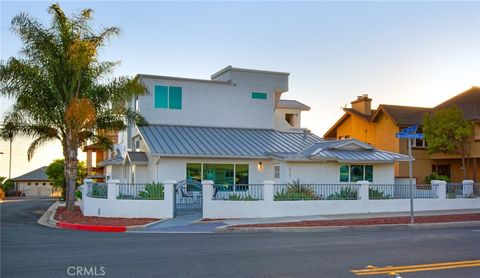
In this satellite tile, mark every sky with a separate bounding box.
[0,0,479,178]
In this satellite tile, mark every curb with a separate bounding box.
[56,221,127,232]
[125,218,171,231]
[216,220,480,233]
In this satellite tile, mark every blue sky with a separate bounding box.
[1,1,479,177]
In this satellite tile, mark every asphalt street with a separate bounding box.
[1,199,480,278]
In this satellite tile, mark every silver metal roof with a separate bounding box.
[125,151,148,164]
[98,156,123,167]
[138,125,323,158]
[270,139,409,163]
[12,166,49,181]
[277,99,311,110]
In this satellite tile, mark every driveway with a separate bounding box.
[2,199,480,277]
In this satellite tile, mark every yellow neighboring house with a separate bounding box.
[324,87,480,183]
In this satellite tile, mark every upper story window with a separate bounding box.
[251,92,267,100]
[414,138,427,148]
[134,96,139,111]
[154,85,182,109]
[285,113,294,126]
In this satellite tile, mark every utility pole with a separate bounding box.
[408,138,414,224]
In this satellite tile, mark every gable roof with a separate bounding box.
[137,125,323,158]
[277,99,311,111]
[269,139,409,163]
[435,86,480,121]
[12,166,49,181]
[372,105,432,126]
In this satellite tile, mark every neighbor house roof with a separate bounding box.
[434,86,480,121]
[12,166,49,181]
[137,125,323,158]
[269,139,409,163]
[372,105,432,126]
[277,99,311,111]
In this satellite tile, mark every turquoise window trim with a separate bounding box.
[154,85,168,108]
[252,92,267,100]
[154,85,182,110]
[169,86,182,109]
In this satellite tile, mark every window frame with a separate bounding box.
[154,85,182,109]
[339,164,373,182]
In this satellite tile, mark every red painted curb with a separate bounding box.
[56,221,127,232]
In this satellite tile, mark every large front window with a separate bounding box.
[339,164,373,182]
[186,163,249,185]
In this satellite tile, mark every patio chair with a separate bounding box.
[179,186,195,204]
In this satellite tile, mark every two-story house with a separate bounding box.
[98,66,408,186]
[324,87,480,183]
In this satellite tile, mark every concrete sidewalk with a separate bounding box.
[220,209,480,226]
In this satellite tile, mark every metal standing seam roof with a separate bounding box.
[137,125,323,158]
[125,151,149,164]
[270,139,410,163]
[277,99,311,110]
[11,166,49,181]
[97,156,123,167]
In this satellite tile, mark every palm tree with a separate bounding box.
[0,4,146,211]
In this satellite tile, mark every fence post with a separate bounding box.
[462,180,474,197]
[82,179,92,198]
[432,180,447,200]
[357,181,370,200]
[264,180,274,202]
[163,180,176,218]
[107,179,119,200]
[202,180,214,218]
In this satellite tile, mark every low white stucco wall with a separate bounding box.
[202,180,480,219]
[80,180,174,219]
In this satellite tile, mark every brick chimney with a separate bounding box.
[351,94,372,115]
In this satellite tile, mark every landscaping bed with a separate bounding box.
[54,206,159,226]
[230,213,480,228]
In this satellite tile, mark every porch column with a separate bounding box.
[163,180,176,218]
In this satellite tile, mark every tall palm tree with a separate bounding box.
[0,4,146,211]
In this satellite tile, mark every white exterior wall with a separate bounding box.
[16,181,58,197]
[137,76,278,129]
[274,107,302,131]
[284,162,395,184]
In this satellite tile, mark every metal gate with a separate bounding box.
[174,180,202,217]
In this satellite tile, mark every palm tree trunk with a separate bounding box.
[65,134,79,212]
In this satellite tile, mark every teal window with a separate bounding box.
[339,165,373,182]
[154,85,182,109]
[364,165,373,182]
[350,165,364,182]
[252,92,267,100]
[154,85,168,108]
[340,164,349,182]
[186,163,202,182]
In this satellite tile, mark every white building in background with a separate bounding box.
[98,66,408,186]
[12,166,60,197]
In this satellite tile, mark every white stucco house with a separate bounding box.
[98,66,408,186]
[12,166,60,197]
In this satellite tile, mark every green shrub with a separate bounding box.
[326,187,358,200]
[368,188,391,199]
[228,193,257,201]
[138,182,164,200]
[424,172,450,183]
[75,190,82,200]
[274,180,317,200]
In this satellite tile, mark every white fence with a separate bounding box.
[79,179,480,219]
[79,179,175,218]
[202,180,480,219]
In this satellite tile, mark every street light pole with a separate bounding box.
[408,138,414,224]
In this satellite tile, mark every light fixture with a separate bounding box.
[257,162,264,171]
